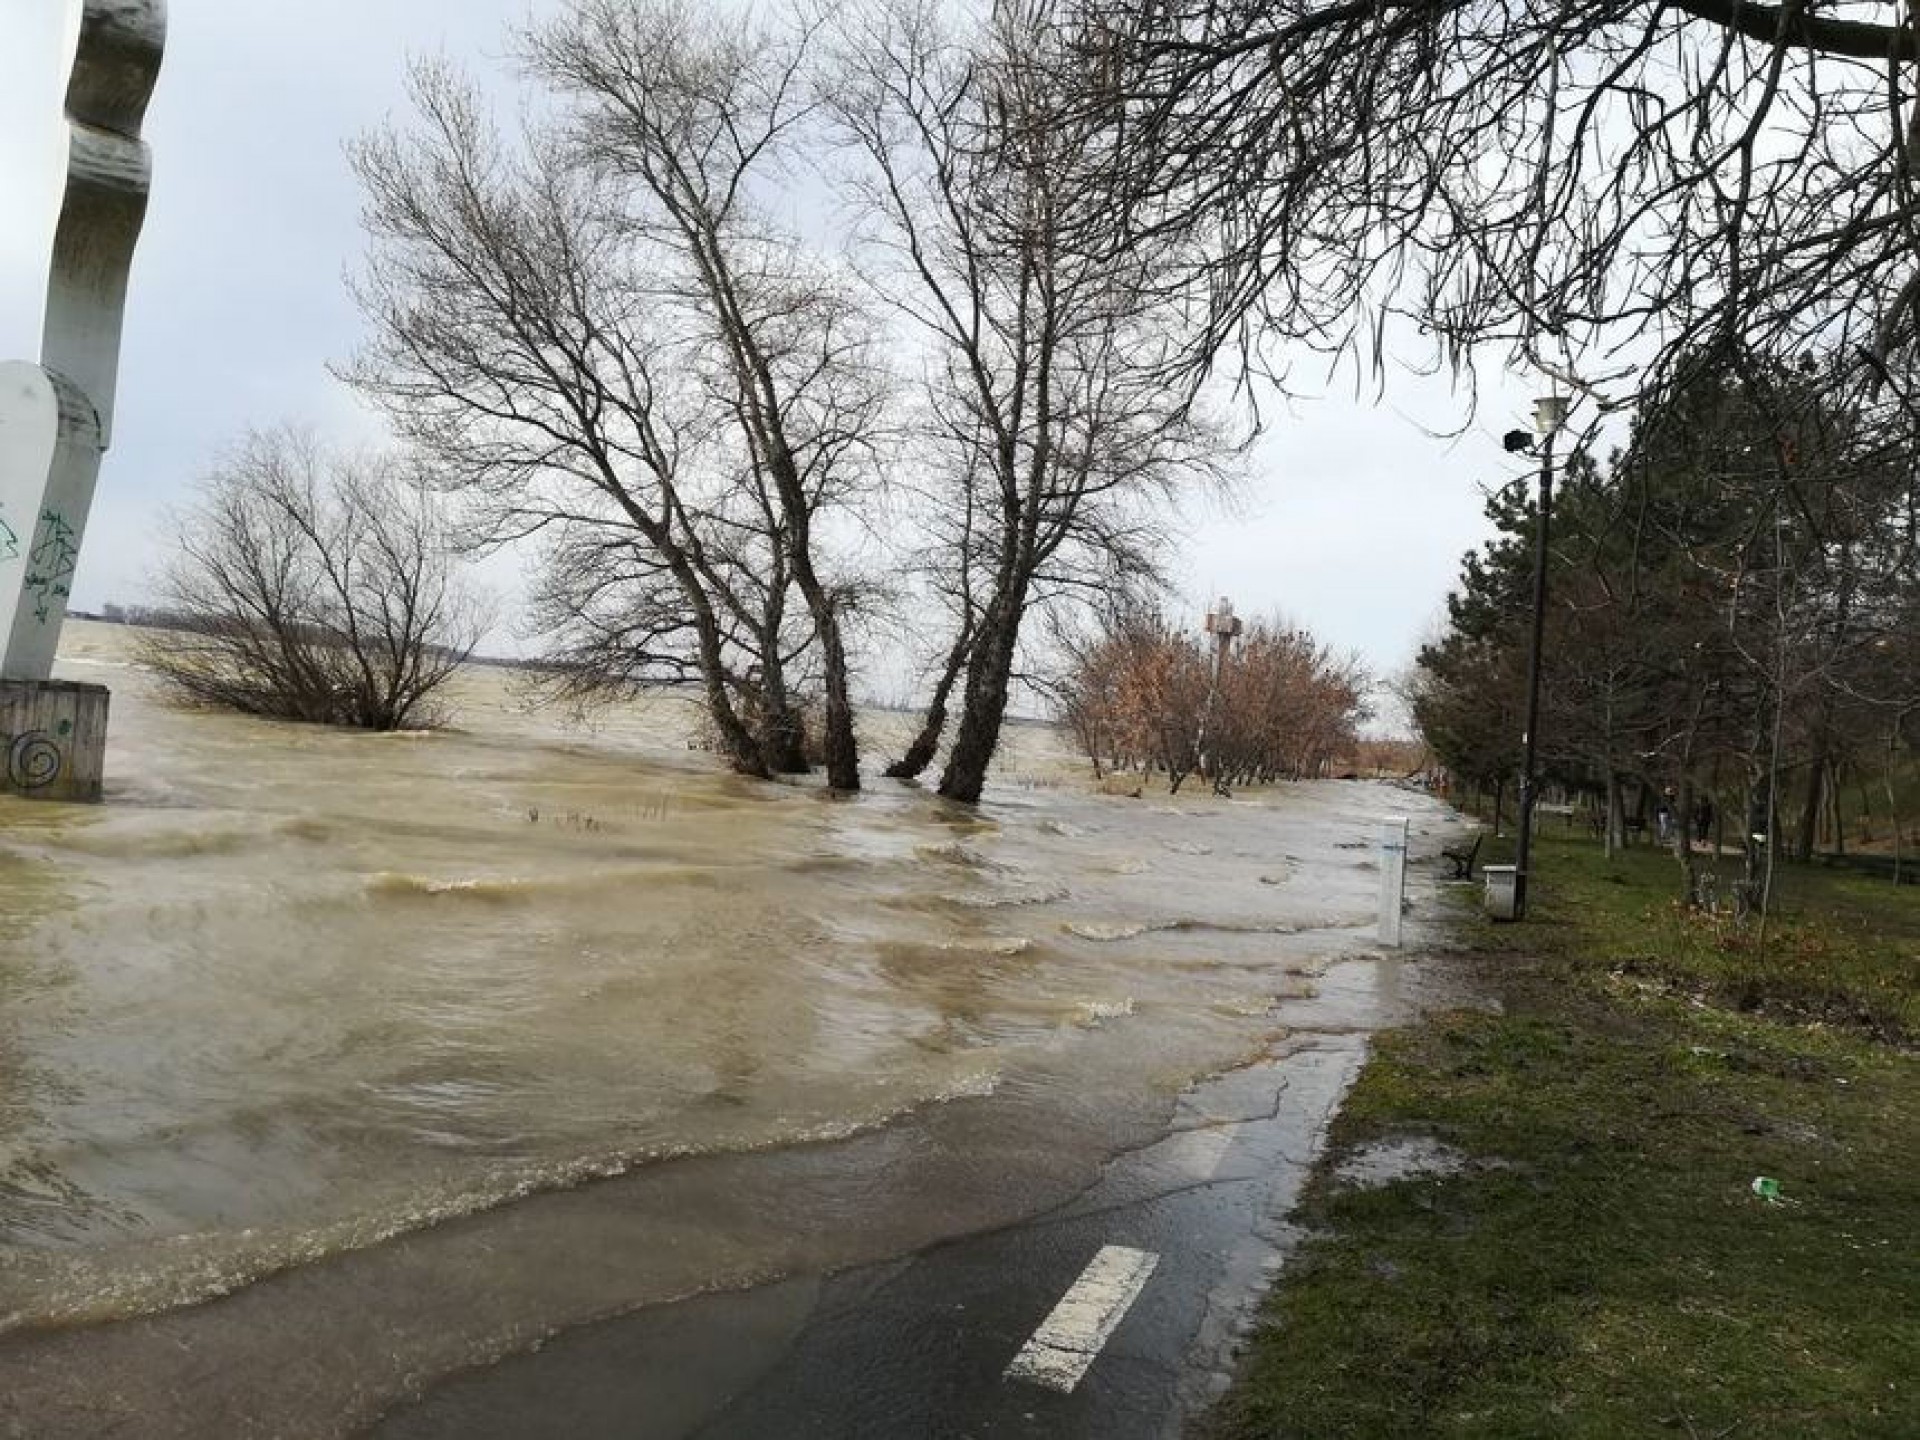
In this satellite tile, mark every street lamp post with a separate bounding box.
[1198,597,1243,783]
[1512,395,1568,919]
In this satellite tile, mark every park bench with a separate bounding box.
[1587,813,1653,843]
[1440,832,1482,880]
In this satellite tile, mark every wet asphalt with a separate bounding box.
[366,1039,1367,1440]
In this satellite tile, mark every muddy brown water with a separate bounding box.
[1,622,1466,1433]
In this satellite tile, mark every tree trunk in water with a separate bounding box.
[937,608,1019,804]
[886,696,950,783]
[757,707,809,776]
[812,603,861,792]
[779,529,859,789]
[753,659,811,777]
[709,679,770,779]
[718,330,858,788]
[885,627,971,781]
[679,577,767,780]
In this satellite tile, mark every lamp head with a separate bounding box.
[1533,395,1570,436]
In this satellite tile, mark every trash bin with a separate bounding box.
[1483,864,1518,921]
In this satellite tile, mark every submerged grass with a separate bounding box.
[1208,830,1920,1439]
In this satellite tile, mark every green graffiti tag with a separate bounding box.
[23,509,79,625]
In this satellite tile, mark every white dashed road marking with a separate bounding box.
[1003,1244,1160,1394]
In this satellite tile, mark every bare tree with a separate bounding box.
[525,0,883,791]
[347,6,882,787]
[829,0,1229,803]
[139,429,483,730]
[1073,2,1920,420]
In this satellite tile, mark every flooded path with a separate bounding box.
[1,623,1471,1435]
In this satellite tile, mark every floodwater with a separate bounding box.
[1,621,1462,1433]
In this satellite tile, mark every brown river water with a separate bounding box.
[1,622,1463,1429]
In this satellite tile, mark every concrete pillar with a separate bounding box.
[0,679,108,802]
[0,363,104,681]
[0,4,164,802]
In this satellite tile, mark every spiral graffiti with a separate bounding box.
[5,731,64,791]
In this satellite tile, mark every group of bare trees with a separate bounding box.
[826,1,1226,799]
[143,1,1233,787]
[343,4,879,780]
[298,0,1217,795]
[1058,606,1368,793]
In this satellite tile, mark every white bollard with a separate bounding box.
[1378,816,1409,946]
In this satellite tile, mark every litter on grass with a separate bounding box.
[1751,1175,1787,1205]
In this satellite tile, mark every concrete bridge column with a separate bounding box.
[0,2,165,802]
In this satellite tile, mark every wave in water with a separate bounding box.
[1070,997,1136,1026]
[362,863,732,904]
[1062,917,1329,942]
[912,841,1014,872]
[44,815,330,861]
[0,1062,1006,1337]
[943,935,1035,957]
[940,883,1072,911]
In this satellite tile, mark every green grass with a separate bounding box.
[1484,830,1920,1041]
[1208,831,1920,1439]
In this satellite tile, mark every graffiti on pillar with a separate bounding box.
[0,2,164,685]
[23,510,80,624]
[5,729,66,790]
[0,506,18,564]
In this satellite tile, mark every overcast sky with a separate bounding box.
[1,0,1550,709]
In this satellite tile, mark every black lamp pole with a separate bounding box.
[1512,424,1555,919]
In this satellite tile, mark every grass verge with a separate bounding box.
[1207,829,1919,1438]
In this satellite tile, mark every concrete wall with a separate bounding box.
[0,679,109,802]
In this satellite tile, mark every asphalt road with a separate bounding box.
[368,1038,1367,1440]
[0,948,1472,1440]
